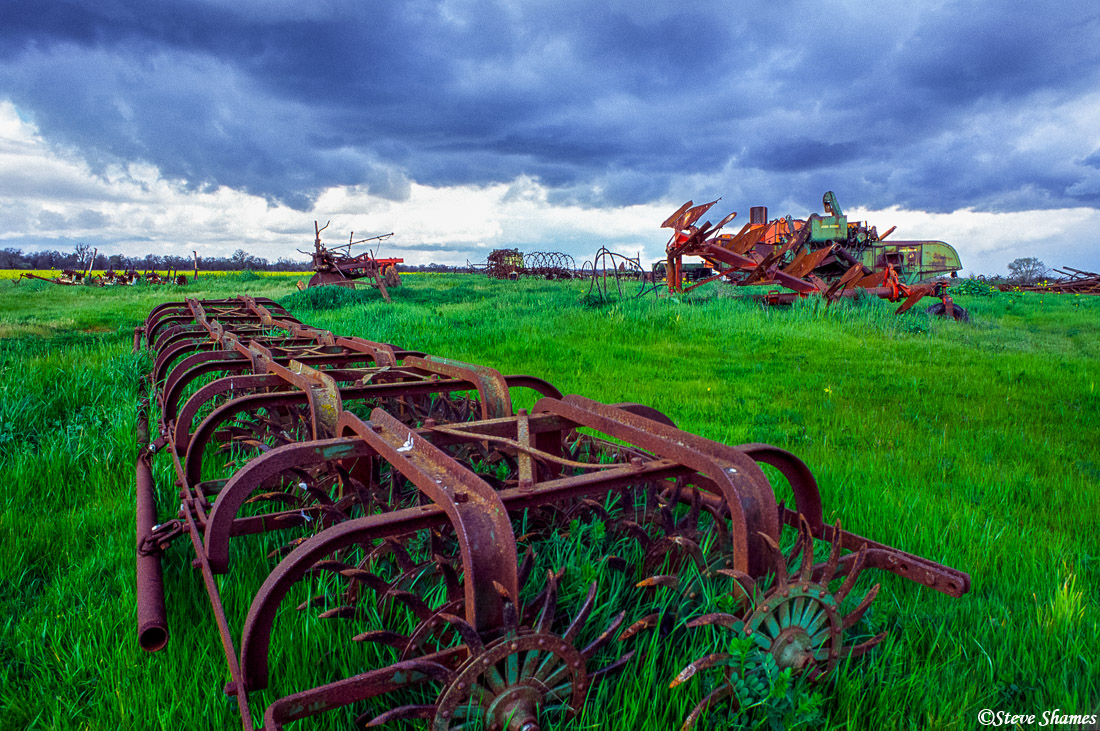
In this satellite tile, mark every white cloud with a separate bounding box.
[0,100,674,265]
[847,204,1100,275]
[0,99,1096,275]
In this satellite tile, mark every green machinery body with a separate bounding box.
[811,191,962,281]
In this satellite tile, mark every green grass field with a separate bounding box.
[1,272,1097,730]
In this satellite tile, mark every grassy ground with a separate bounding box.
[0,272,1097,730]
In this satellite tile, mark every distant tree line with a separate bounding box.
[0,246,309,272]
[0,245,480,274]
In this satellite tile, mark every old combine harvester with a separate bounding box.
[663,192,968,320]
[134,297,969,730]
[305,221,403,301]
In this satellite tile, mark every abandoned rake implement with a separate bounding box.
[134,297,970,730]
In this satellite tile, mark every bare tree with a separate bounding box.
[1007,257,1048,284]
[74,243,91,269]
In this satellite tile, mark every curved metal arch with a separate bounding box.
[531,394,780,577]
[203,437,377,573]
[734,443,823,532]
[184,391,312,488]
[161,350,249,407]
[154,339,222,385]
[171,373,292,453]
[237,409,518,692]
[182,374,564,492]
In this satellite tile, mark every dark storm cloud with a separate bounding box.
[1,0,1098,213]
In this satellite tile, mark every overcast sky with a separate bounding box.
[2,1,1099,274]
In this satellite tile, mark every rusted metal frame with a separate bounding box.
[149,300,293,348]
[237,295,337,346]
[153,339,224,385]
[263,653,463,731]
[237,454,690,693]
[778,507,970,597]
[335,336,399,367]
[160,348,391,423]
[238,343,344,440]
[160,345,413,422]
[147,296,287,329]
[201,406,666,576]
[530,395,779,576]
[154,336,347,387]
[167,374,299,443]
[149,322,211,353]
[238,407,523,692]
[186,298,317,352]
[237,504,467,692]
[184,372,560,475]
[156,349,246,402]
[181,376,563,490]
[153,322,277,356]
[401,355,513,420]
[202,411,573,570]
[203,437,378,572]
[179,499,257,730]
[168,368,412,449]
[148,309,286,349]
[339,410,519,631]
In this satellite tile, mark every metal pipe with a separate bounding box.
[136,450,169,652]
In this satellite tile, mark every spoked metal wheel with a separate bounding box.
[672,516,887,729]
[433,632,586,730]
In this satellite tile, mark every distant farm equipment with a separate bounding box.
[304,221,403,302]
[581,247,661,302]
[133,296,970,731]
[472,248,579,280]
[16,250,197,287]
[663,192,968,320]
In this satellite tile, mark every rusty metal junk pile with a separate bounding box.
[998,267,1100,295]
[135,296,970,730]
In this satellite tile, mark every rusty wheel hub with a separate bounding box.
[433,632,586,731]
[743,583,841,673]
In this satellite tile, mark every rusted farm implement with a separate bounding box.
[473,249,579,280]
[18,250,199,287]
[663,193,969,320]
[304,221,403,301]
[581,247,660,302]
[135,296,970,730]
